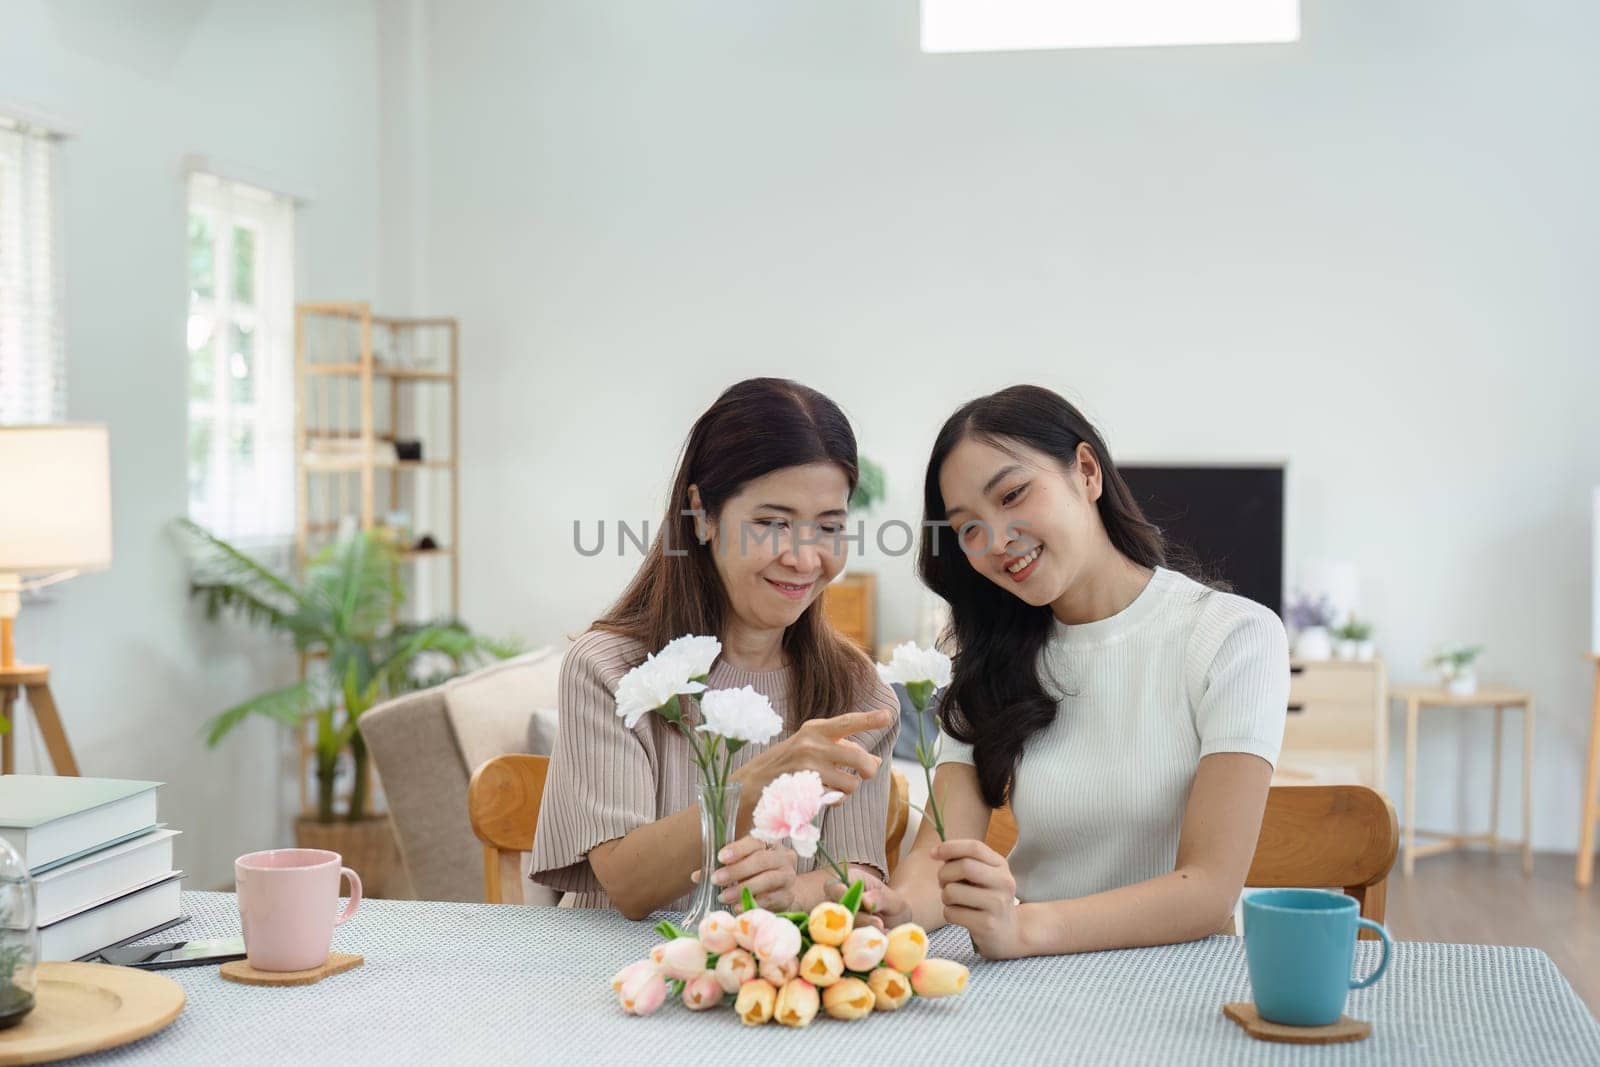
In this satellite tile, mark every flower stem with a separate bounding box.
[911,694,947,840]
[814,841,852,887]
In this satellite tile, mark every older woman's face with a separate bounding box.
[704,463,851,633]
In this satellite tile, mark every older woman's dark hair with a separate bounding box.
[595,377,875,722]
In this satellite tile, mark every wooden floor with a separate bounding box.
[1385,850,1599,1016]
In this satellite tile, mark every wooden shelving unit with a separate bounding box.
[293,300,460,820]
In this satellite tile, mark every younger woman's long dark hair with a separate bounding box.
[917,385,1176,809]
[595,377,876,724]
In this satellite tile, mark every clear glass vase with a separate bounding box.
[0,837,37,1029]
[683,780,742,929]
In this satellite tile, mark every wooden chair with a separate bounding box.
[469,758,918,902]
[885,771,910,875]
[468,754,549,904]
[983,784,1398,935]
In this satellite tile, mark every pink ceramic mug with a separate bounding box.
[235,848,361,972]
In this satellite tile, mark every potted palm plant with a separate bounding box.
[177,520,513,890]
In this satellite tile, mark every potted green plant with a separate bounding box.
[1334,617,1376,661]
[176,520,513,889]
[1429,644,1483,696]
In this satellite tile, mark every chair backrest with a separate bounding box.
[983,784,1398,929]
[885,771,909,875]
[468,753,549,904]
[470,759,917,902]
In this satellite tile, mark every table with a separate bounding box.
[72,892,1600,1065]
[1390,684,1534,877]
[1576,654,1600,887]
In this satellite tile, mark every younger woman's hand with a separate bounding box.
[935,838,1029,959]
[691,836,797,912]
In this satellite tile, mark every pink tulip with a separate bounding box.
[682,972,723,1011]
[714,948,757,994]
[659,936,709,980]
[697,911,739,954]
[753,917,801,964]
[734,908,775,951]
[841,926,888,971]
[619,967,668,1016]
[611,959,655,994]
[759,955,799,986]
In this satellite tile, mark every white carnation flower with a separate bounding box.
[614,652,707,729]
[659,634,721,679]
[875,641,952,689]
[696,685,783,745]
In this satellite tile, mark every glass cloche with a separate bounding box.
[0,835,36,1028]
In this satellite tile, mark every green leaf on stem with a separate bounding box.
[741,886,757,913]
[839,879,865,915]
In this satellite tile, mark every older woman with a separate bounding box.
[529,378,898,919]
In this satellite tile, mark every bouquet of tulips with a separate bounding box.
[610,769,970,1024]
[612,886,968,1024]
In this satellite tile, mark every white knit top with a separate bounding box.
[936,567,1289,904]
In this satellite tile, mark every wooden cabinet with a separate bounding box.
[823,573,876,653]
[1276,659,1388,790]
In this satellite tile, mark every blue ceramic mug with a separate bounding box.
[1242,888,1393,1027]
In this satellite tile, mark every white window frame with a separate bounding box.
[0,114,66,424]
[186,172,295,545]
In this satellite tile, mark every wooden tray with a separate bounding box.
[0,962,185,1065]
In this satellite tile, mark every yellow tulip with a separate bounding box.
[774,978,820,1028]
[799,943,845,988]
[910,958,969,998]
[884,923,929,972]
[867,966,913,1011]
[807,901,853,947]
[735,978,777,1026]
[821,976,876,1020]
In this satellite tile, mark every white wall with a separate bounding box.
[399,0,1600,851]
[0,0,382,889]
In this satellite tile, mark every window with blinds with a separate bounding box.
[0,117,65,424]
[186,172,296,543]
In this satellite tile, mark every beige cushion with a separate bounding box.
[443,644,568,773]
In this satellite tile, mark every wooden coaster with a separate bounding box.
[1223,1002,1371,1045]
[220,953,364,987]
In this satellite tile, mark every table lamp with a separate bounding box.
[0,424,112,775]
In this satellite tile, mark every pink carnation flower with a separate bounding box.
[750,771,844,859]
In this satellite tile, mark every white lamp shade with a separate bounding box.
[0,424,113,575]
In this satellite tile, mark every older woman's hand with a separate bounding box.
[732,708,895,800]
[691,835,798,912]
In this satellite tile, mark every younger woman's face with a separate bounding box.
[938,436,1103,609]
[699,463,851,634]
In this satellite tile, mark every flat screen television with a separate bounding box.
[1117,464,1284,618]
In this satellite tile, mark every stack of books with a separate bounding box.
[0,776,183,961]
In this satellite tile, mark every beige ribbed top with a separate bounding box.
[528,628,899,910]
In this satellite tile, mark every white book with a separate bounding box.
[0,776,161,874]
[39,873,185,962]
[32,828,180,926]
